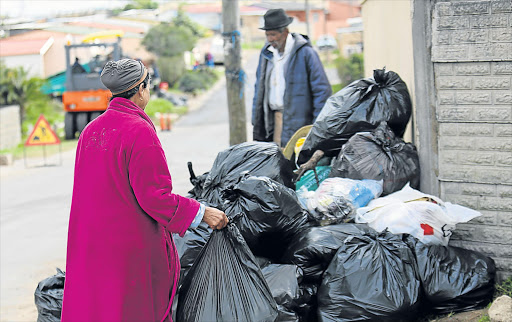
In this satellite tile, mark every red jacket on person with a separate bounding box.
[61,97,199,321]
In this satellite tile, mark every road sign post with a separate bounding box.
[24,114,62,167]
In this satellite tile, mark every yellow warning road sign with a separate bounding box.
[25,114,61,146]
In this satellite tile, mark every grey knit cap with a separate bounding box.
[100,59,148,95]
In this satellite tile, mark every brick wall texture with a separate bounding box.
[0,105,21,150]
[432,0,512,281]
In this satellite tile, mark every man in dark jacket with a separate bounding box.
[252,8,332,148]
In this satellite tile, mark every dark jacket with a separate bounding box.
[252,33,332,147]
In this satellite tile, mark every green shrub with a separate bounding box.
[23,97,63,139]
[177,69,220,93]
[145,98,175,117]
[157,55,186,87]
[335,53,364,88]
[478,315,490,322]
[178,72,206,93]
[496,277,512,298]
[331,83,343,94]
[199,68,219,85]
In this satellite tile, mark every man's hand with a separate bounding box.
[202,207,229,230]
[294,149,325,182]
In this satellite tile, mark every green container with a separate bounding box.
[295,166,331,192]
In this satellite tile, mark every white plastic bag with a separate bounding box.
[297,178,383,225]
[355,184,482,245]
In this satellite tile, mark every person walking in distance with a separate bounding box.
[252,8,332,148]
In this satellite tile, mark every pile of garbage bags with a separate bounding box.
[179,143,494,321]
[34,69,496,321]
[178,69,495,321]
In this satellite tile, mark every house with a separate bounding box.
[362,0,512,281]
[249,0,362,54]
[249,1,325,41]
[0,34,52,77]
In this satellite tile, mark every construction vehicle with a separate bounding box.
[62,31,123,139]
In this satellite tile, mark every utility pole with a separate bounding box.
[222,0,247,146]
[305,0,311,37]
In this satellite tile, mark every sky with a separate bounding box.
[0,0,131,19]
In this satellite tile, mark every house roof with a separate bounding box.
[250,1,323,11]
[0,37,49,56]
[184,3,222,14]
[182,4,263,14]
[67,21,147,35]
[0,18,148,57]
[43,24,143,39]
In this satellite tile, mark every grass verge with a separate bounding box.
[1,139,78,161]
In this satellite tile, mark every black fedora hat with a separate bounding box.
[260,8,293,30]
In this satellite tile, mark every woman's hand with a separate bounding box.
[202,207,229,230]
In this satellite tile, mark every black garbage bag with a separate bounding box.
[296,284,319,322]
[261,263,303,321]
[330,122,420,195]
[173,221,212,283]
[256,256,273,269]
[222,175,310,262]
[408,238,496,315]
[186,161,209,200]
[282,223,374,283]
[317,230,421,321]
[176,222,278,322]
[34,268,65,322]
[199,142,294,208]
[298,68,412,164]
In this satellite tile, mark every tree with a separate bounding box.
[124,0,158,10]
[111,0,157,15]
[4,66,46,124]
[173,6,206,38]
[0,62,61,137]
[336,53,364,88]
[142,8,203,86]
[142,23,196,57]
[0,60,10,105]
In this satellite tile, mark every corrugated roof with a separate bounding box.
[0,38,49,56]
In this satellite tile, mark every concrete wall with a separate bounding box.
[42,37,67,78]
[0,105,22,150]
[364,0,512,281]
[361,0,415,142]
[288,9,326,40]
[429,0,512,282]
[2,54,42,78]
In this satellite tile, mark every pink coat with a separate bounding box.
[61,98,199,322]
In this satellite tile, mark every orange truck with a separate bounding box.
[63,31,123,139]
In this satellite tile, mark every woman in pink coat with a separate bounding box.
[61,59,228,321]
